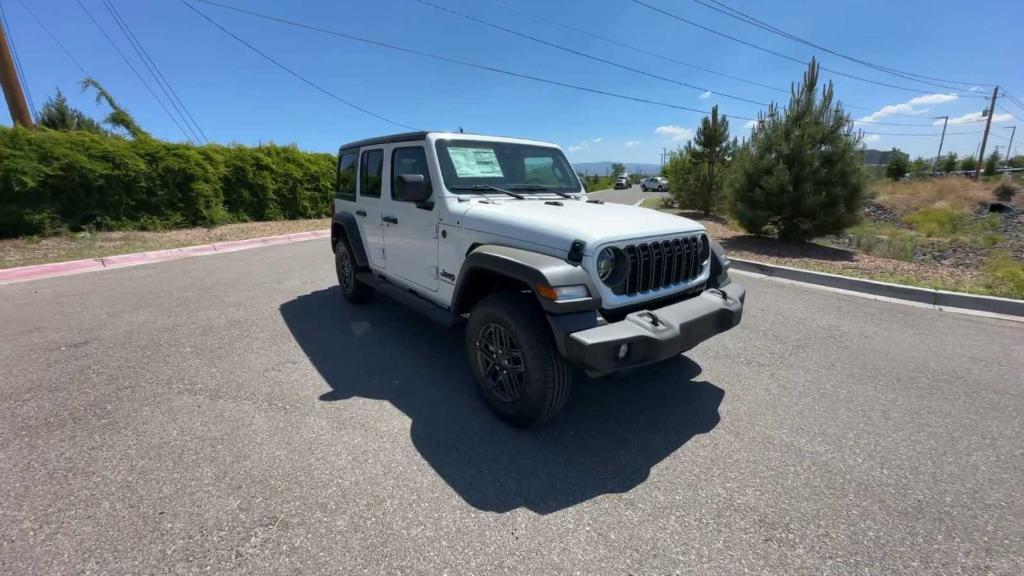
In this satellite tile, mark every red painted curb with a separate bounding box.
[0,229,330,285]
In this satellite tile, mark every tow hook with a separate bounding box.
[707,288,731,302]
[640,311,662,327]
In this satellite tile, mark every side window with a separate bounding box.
[359,149,383,198]
[336,152,357,201]
[391,147,431,201]
[524,156,562,185]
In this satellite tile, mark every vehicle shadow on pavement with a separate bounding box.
[280,287,723,515]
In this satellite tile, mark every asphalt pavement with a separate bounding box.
[1,239,1022,575]
[589,184,667,205]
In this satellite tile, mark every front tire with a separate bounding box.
[465,292,571,427]
[335,239,372,304]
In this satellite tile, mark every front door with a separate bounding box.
[357,148,387,269]
[381,145,439,291]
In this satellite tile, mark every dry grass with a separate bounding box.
[871,177,992,215]
[670,209,1003,297]
[1,219,330,269]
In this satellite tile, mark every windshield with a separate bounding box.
[435,140,582,193]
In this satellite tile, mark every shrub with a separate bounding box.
[905,208,964,237]
[729,59,866,241]
[982,253,1024,299]
[993,178,1019,202]
[0,126,334,238]
[847,224,917,261]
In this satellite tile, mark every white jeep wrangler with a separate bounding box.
[331,132,745,427]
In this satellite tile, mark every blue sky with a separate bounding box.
[3,0,1022,163]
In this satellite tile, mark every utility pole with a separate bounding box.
[1005,126,1016,164]
[933,116,948,172]
[975,85,998,180]
[0,12,32,127]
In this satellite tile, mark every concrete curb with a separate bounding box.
[0,229,330,285]
[729,257,1024,317]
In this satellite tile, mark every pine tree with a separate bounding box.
[669,105,733,216]
[37,90,107,134]
[729,59,866,241]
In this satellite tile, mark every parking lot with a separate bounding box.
[1,239,1022,575]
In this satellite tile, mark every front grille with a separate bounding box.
[620,235,704,296]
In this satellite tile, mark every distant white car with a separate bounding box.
[641,177,669,192]
[613,176,630,189]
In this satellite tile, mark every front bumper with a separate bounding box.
[561,283,745,374]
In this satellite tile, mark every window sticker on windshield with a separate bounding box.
[448,147,504,178]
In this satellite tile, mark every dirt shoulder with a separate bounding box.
[1,219,330,270]
[667,210,1006,295]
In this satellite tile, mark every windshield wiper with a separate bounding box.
[449,184,524,199]
[509,185,577,199]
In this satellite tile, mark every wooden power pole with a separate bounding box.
[0,13,32,127]
[975,85,998,180]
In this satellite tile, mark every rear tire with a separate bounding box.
[335,238,372,304]
[465,292,572,427]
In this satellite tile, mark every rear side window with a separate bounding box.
[336,152,357,201]
[360,149,383,198]
[391,147,431,200]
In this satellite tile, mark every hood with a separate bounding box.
[460,199,704,255]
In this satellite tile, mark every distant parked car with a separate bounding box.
[613,176,629,189]
[641,177,669,192]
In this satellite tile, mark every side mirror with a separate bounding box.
[395,174,430,203]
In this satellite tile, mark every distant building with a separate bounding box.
[860,148,895,166]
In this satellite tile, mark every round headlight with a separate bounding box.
[596,247,616,281]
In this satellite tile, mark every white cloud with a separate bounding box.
[743,119,758,129]
[863,134,881,143]
[969,86,984,92]
[567,137,603,153]
[858,93,958,122]
[625,140,641,147]
[654,125,694,142]
[699,91,712,100]
[940,111,1014,125]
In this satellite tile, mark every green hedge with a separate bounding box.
[0,126,336,237]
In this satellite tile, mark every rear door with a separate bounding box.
[381,144,439,291]
[357,147,387,269]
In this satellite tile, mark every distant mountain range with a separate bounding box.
[571,161,662,176]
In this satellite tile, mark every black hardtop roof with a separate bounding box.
[338,131,430,152]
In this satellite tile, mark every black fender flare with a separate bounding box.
[331,212,369,269]
[452,245,601,315]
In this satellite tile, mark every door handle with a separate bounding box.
[382,215,398,224]
[355,209,367,217]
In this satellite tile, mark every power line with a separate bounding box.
[77,0,193,141]
[179,0,419,131]
[481,0,957,124]
[15,0,88,75]
[628,0,981,98]
[103,0,207,143]
[190,0,747,120]
[862,130,983,137]
[486,0,786,95]
[412,0,770,107]
[690,0,991,91]
[0,1,36,118]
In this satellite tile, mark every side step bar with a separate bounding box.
[356,272,461,328]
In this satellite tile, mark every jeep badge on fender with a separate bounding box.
[329,131,745,427]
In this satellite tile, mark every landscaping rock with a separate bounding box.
[862,199,901,225]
